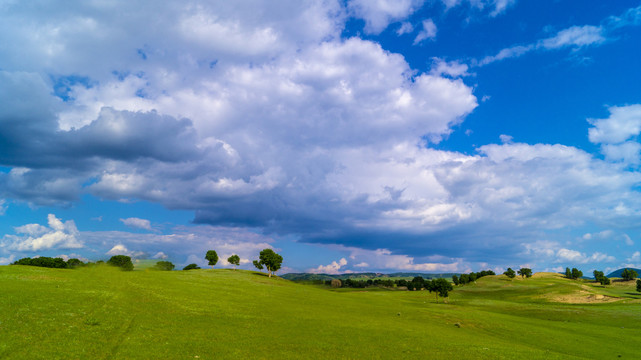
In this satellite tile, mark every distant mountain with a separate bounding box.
[606,268,641,278]
[281,272,458,281]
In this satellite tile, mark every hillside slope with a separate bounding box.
[1,266,640,359]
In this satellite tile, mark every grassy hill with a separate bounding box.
[1,266,640,359]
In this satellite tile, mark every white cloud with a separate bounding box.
[152,251,168,259]
[0,200,6,216]
[309,258,348,274]
[106,244,145,258]
[413,19,437,44]
[396,21,414,35]
[1,214,83,252]
[588,105,641,144]
[627,251,640,262]
[623,234,634,246]
[348,0,425,34]
[120,217,152,231]
[539,25,606,49]
[429,58,469,77]
[556,248,615,264]
[0,255,15,265]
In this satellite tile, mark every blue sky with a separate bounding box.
[1,0,641,275]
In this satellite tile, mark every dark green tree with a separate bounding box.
[451,275,459,285]
[252,260,264,271]
[593,270,610,285]
[66,258,84,268]
[621,268,638,281]
[227,254,240,270]
[636,279,641,292]
[570,268,583,280]
[427,278,453,303]
[259,249,283,277]
[517,268,532,278]
[107,255,134,271]
[205,250,218,269]
[565,267,572,279]
[503,268,516,279]
[183,263,201,270]
[153,261,175,271]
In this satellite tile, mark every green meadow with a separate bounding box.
[1,266,640,359]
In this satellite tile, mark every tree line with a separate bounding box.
[10,248,284,276]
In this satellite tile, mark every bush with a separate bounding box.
[107,255,134,271]
[12,257,68,269]
[183,263,201,270]
[153,261,175,271]
[330,279,342,288]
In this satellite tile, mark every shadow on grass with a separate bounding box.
[251,272,271,278]
[624,292,641,296]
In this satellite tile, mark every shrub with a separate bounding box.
[183,263,201,270]
[107,255,134,271]
[153,261,175,271]
[330,279,342,288]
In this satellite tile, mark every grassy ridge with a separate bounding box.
[1,266,640,359]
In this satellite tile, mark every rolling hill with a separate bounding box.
[1,265,640,359]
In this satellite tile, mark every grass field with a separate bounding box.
[1,266,640,359]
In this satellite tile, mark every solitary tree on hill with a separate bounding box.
[517,268,532,278]
[621,268,638,281]
[205,250,218,269]
[258,249,283,277]
[227,254,240,270]
[504,268,516,279]
[107,255,134,271]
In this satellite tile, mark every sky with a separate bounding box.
[1,0,641,275]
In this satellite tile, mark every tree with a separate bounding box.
[504,268,516,279]
[258,249,283,277]
[66,258,84,269]
[227,254,240,270]
[621,268,638,281]
[517,268,532,278]
[427,278,453,303]
[205,250,218,269]
[330,279,342,288]
[451,275,459,286]
[593,270,610,285]
[107,255,134,271]
[253,260,263,271]
[565,267,572,279]
[153,261,175,271]
[570,268,583,280]
[183,263,201,270]
[636,279,641,292]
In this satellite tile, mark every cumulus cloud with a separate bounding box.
[556,249,616,264]
[348,0,425,34]
[309,258,348,274]
[106,244,146,258]
[152,251,168,259]
[120,217,152,231]
[1,214,83,252]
